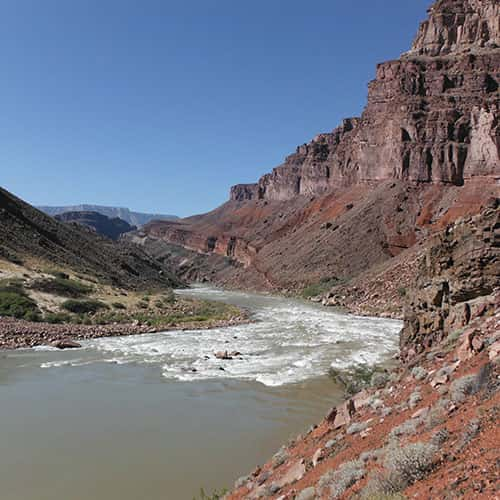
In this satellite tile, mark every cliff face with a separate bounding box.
[142,0,499,294]
[230,0,499,203]
[401,201,499,361]
[408,0,499,57]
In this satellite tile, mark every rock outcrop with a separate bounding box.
[141,0,499,297]
[230,0,499,202]
[401,201,499,361]
[55,211,136,240]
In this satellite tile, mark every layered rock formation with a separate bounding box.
[39,204,178,227]
[401,201,499,361]
[141,0,499,295]
[231,0,499,203]
[55,211,136,240]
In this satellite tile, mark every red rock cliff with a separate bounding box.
[230,0,499,202]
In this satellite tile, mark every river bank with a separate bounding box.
[0,312,249,350]
[0,287,403,500]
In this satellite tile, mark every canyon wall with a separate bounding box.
[230,0,499,202]
[142,0,499,291]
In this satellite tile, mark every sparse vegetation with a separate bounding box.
[112,302,126,309]
[31,276,93,298]
[329,364,376,396]
[371,371,390,388]
[302,277,345,298]
[319,459,365,498]
[44,312,72,324]
[195,487,228,500]
[0,285,40,320]
[61,299,108,314]
[362,442,437,497]
[450,374,479,404]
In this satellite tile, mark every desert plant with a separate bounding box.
[319,459,365,498]
[384,441,437,487]
[0,289,40,320]
[61,299,108,314]
[371,371,390,388]
[112,302,126,310]
[44,312,72,324]
[450,374,479,404]
[31,277,93,298]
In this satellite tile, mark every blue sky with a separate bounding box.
[1,0,431,217]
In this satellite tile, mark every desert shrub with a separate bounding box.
[450,374,479,404]
[0,290,40,319]
[48,270,70,280]
[61,299,108,314]
[112,302,126,310]
[319,459,365,498]
[456,419,480,451]
[44,312,72,324]
[397,287,407,297]
[196,487,227,500]
[424,406,446,431]
[271,448,289,469]
[163,289,175,303]
[302,277,344,298]
[0,247,23,265]
[430,428,449,447]
[31,277,93,298]
[383,441,437,487]
[411,366,428,381]
[389,418,420,440]
[347,421,370,435]
[371,371,390,388]
[329,364,375,395]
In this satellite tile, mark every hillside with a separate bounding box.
[228,200,500,500]
[0,186,180,290]
[39,204,178,226]
[55,210,136,240]
[138,0,499,311]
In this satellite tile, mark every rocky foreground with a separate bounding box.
[226,205,499,499]
[229,305,499,499]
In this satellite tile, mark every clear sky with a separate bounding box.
[1,0,431,217]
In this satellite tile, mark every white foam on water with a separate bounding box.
[40,287,402,386]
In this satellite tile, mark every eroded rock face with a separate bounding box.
[401,202,500,362]
[229,0,499,203]
[408,0,500,57]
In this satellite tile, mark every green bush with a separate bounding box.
[61,299,108,314]
[112,302,126,310]
[0,290,40,319]
[31,277,93,298]
[302,277,346,299]
[44,312,72,324]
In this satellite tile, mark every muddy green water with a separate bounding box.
[0,287,401,500]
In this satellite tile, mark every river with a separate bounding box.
[0,286,402,500]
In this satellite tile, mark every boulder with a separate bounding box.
[51,339,82,349]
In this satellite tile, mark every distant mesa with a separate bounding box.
[38,204,178,227]
[55,211,136,240]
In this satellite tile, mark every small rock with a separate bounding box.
[312,448,324,467]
